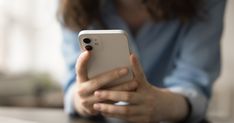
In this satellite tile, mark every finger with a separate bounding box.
[93,103,137,116]
[80,68,129,95]
[130,54,145,80]
[94,91,140,104]
[74,95,99,116]
[76,96,103,116]
[86,95,106,106]
[76,51,90,82]
[108,80,138,91]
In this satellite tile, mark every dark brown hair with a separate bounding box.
[59,0,203,31]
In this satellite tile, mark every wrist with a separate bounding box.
[163,89,189,122]
[151,87,189,122]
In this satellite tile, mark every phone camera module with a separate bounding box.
[83,38,91,44]
[85,45,93,51]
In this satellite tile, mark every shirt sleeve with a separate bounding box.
[163,0,226,122]
[61,28,80,115]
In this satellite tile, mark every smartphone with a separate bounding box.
[78,30,133,87]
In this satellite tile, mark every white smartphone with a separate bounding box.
[78,30,133,87]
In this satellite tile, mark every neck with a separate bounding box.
[115,0,151,35]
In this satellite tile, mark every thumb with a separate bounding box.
[130,54,146,81]
[75,51,91,82]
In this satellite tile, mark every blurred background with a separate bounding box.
[0,0,233,123]
[0,0,65,108]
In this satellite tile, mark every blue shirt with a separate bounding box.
[62,0,226,122]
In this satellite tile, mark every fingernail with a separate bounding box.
[119,68,128,75]
[94,91,101,97]
[93,104,100,110]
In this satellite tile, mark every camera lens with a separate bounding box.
[83,38,91,44]
[85,45,93,51]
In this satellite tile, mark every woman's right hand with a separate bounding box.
[74,51,138,117]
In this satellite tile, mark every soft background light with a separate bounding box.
[0,0,66,83]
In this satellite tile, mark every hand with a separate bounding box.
[74,51,138,117]
[93,54,189,123]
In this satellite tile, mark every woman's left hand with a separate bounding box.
[93,54,189,123]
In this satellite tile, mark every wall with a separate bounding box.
[0,0,66,84]
[208,0,234,121]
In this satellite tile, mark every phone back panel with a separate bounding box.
[78,30,133,87]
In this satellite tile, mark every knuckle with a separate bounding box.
[129,81,135,88]
[130,81,138,90]
[80,99,89,107]
[132,80,138,87]
[92,78,100,89]
[125,93,133,101]
[77,89,84,96]
[122,81,138,91]
[106,106,112,113]
[77,86,86,96]
[125,83,132,91]
[113,69,121,79]
[101,91,108,98]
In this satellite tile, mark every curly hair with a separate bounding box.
[59,0,203,31]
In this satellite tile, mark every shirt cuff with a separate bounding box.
[167,86,208,123]
[64,82,77,115]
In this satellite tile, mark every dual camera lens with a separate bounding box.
[83,38,93,51]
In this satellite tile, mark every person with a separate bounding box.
[58,0,226,122]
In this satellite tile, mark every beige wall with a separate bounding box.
[208,0,234,120]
